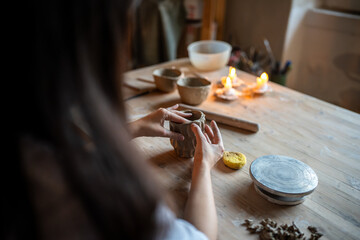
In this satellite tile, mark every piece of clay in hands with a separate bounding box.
[170,110,205,158]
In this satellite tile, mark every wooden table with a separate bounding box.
[122,58,360,240]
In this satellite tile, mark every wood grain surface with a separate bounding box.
[123,58,360,240]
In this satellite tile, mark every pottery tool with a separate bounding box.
[123,78,156,91]
[280,60,292,75]
[123,81,142,91]
[124,90,155,101]
[123,82,156,101]
[178,104,259,133]
[122,79,157,101]
[250,155,318,205]
[136,77,155,84]
[264,38,276,68]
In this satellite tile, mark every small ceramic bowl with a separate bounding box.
[187,40,231,71]
[153,68,183,92]
[177,77,211,105]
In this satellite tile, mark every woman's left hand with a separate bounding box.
[128,104,191,140]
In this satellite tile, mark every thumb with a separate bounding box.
[191,123,205,144]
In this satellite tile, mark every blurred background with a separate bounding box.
[127,0,360,113]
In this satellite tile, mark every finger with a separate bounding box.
[164,111,190,123]
[166,104,179,111]
[191,123,207,144]
[210,120,223,146]
[205,124,214,142]
[204,132,211,144]
[163,129,185,141]
[172,110,192,118]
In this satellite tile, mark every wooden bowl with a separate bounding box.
[152,68,182,92]
[177,77,211,105]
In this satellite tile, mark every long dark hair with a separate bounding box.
[7,0,163,239]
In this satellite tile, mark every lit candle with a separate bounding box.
[222,67,237,86]
[224,76,236,95]
[224,77,232,89]
[229,67,237,81]
[256,72,268,90]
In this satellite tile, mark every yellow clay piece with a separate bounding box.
[223,151,246,169]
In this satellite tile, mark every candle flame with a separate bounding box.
[222,67,237,86]
[224,77,232,89]
[229,67,237,80]
[260,72,268,81]
[257,72,268,86]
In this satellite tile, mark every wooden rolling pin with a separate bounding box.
[179,104,259,133]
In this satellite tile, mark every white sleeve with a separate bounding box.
[164,218,209,240]
[156,204,209,240]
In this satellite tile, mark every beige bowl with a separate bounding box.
[177,77,211,105]
[153,68,182,92]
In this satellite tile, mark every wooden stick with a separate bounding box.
[179,104,259,133]
[136,77,155,84]
[123,81,156,92]
[123,81,142,91]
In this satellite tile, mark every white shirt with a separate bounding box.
[156,204,208,240]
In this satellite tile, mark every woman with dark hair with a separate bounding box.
[6,0,224,239]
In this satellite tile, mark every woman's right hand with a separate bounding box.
[184,120,224,240]
[191,120,224,170]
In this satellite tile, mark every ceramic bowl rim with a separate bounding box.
[187,40,232,55]
[152,68,182,80]
[176,77,211,88]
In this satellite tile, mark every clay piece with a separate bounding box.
[170,110,205,158]
[242,218,323,240]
